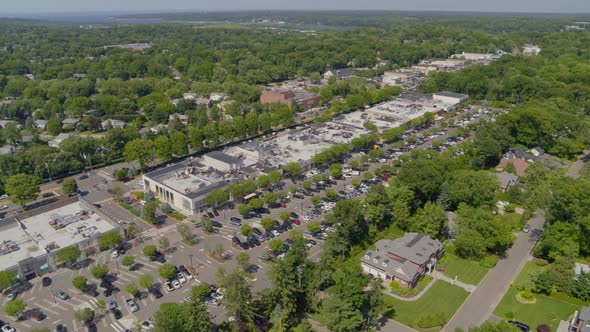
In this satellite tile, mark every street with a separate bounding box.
[442,215,545,331]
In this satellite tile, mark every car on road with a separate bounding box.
[54,290,69,300]
[177,273,187,284]
[126,299,139,312]
[522,224,530,233]
[164,282,174,292]
[41,277,51,287]
[172,279,181,289]
[107,299,118,311]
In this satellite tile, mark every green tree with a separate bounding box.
[125,282,140,297]
[283,162,302,180]
[330,163,343,178]
[143,245,157,257]
[74,307,94,323]
[261,217,275,231]
[249,198,263,210]
[61,179,78,196]
[320,295,364,332]
[47,118,62,136]
[325,188,338,201]
[351,178,361,188]
[223,271,256,327]
[363,171,374,181]
[98,230,122,249]
[448,170,498,209]
[263,192,278,206]
[154,135,172,161]
[238,204,251,217]
[139,274,154,290]
[143,200,159,223]
[153,301,212,332]
[410,202,448,239]
[240,224,254,237]
[307,222,322,234]
[455,229,487,260]
[236,252,251,271]
[191,283,211,301]
[5,173,41,207]
[311,195,322,206]
[121,255,135,269]
[159,264,177,279]
[91,264,109,280]
[269,239,284,254]
[158,236,170,253]
[279,211,291,222]
[302,180,312,190]
[123,138,155,171]
[0,271,17,291]
[72,276,87,292]
[4,299,27,318]
[204,189,228,208]
[176,223,193,242]
[170,131,188,156]
[56,246,81,266]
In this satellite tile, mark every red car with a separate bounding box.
[291,218,301,225]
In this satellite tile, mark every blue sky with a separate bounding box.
[0,0,588,14]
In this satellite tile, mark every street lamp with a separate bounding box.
[189,254,194,270]
[50,286,56,304]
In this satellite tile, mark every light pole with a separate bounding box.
[44,162,52,181]
[115,256,120,274]
[189,254,194,270]
[50,286,56,304]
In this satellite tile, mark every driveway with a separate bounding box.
[442,214,545,331]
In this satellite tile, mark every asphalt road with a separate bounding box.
[442,214,545,332]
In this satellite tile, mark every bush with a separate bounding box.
[535,259,549,266]
[551,291,589,306]
[479,255,498,268]
[537,324,550,332]
[113,169,128,181]
[520,289,534,300]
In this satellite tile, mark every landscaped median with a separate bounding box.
[382,280,470,331]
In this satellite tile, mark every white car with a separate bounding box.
[112,250,119,258]
[345,185,354,191]
[271,230,280,237]
[172,279,181,289]
[177,273,187,284]
[164,281,174,292]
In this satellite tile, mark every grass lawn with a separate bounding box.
[440,254,489,285]
[383,281,469,331]
[493,261,580,331]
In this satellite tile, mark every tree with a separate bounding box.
[238,204,251,217]
[236,252,251,271]
[329,164,343,178]
[61,179,78,196]
[154,135,172,161]
[111,186,123,201]
[0,271,17,291]
[249,198,264,210]
[192,283,211,301]
[311,195,322,206]
[158,237,170,253]
[143,245,157,257]
[532,270,554,295]
[204,189,228,208]
[320,295,364,332]
[4,173,41,207]
[279,211,291,222]
[74,307,94,323]
[72,276,87,292]
[223,271,256,326]
[4,299,26,318]
[153,301,212,332]
[214,243,224,258]
[121,255,135,269]
[263,192,278,206]
[125,282,139,297]
[366,278,392,330]
[269,239,284,254]
[240,224,254,237]
[123,138,155,171]
[302,180,312,190]
[139,273,154,290]
[113,169,128,181]
[98,230,122,249]
[283,162,302,180]
[91,264,109,280]
[47,118,62,136]
[307,222,322,234]
[455,229,487,259]
[261,217,275,231]
[448,170,498,209]
[159,264,177,279]
[410,202,448,239]
[571,270,590,301]
[143,200,159,223]
[351,178,361,188]
[170,131,188,156]
[363,171,374,181]
[176,223,192,241]
[325,188,338,201]
[56,246,81,265]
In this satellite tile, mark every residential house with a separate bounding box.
[496,171,520,192]
[195,98,212,107]
[34,120,48,130]
[48,133,73,148]
[361,233,444,288]
[496,158,529,177]
[101,119,126,130]
[0,120,21,129]
[324,68,355,81]
[523,44,542,56]
[21,134,33,144]
[183,93,198,100]
[168,114,189,126]
[61,118,80,131]
[209,93,225,102]
[149,124,168,133]
[0,146,15,155]
[573,306,590,332]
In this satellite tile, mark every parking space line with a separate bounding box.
[37,303,59,316]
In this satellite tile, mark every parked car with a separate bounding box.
[507,320,530,332]
[107,299,118,311]
[55,324,67,332]
[126,299,139,312]
[207,212,215,218]
[211,220,223,228]
[149,287,163,299]
[140,319,154,331]
[1,324,15,332]
[103,286,120,297]
[41,277,52,287]
[177,273,187,284]
[54,290,69,300]
[230,218,242,226]
[172,279,181,289]
[291,218,301,225]
[164,282,175,292]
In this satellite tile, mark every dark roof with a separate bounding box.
[144,163,186,180]
[184,180,231,200]
[329,68,354,76]
[435,91,469,99]
[206,151,241,165]
[580,306,590,322]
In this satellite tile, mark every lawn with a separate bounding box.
[493,261,580,331]
[440,254,489,285]
[383,281,469,331]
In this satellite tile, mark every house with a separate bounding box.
[0,146,15,155]
[209,93,225,102]
[168,114,189,126]
[361,233,444,288]
[183,93,198,100]
[496,158,529,177]
[101,119,126,130]
[48,133,73,148]
[195,98,212,107]
[0,120,21,129]
[149,124,168,133]
[260,89,320,110]
[25,74,35,80]
[34,120,48,130]
[61,118,80,130]
[219,100,235,112]
[523,44,541,56]
[324,68,355,81]
[573,306,590,332]
[21,134,33,144]
[496,171,520,192]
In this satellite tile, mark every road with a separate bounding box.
[442,214,545,332]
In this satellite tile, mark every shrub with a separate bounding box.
[479,255,498,268]
[551,292,589,306]
[537,324,550,332]
[520,289,534,300]
[535,259,549,266]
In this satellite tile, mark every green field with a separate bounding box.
[383,281,469,331]
[441,254,489,285]
[493,261,580,331]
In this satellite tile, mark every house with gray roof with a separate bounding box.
[361,233,444,288]
[324,68,355,81]
[496,171,519,192]
[574,306,590,332]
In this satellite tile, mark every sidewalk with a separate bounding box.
[434,271,477,292]
[385,271,476,301]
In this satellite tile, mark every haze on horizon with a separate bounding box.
[0,0,588,15]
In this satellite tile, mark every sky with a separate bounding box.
[0,0,588,14]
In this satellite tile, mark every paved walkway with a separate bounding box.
[385,271,476,302]
[442,214,545,331]
[434,271,477,292]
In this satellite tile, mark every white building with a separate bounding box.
[523,44,542,56]
[324,68,355,81]
[433,92,469,105]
